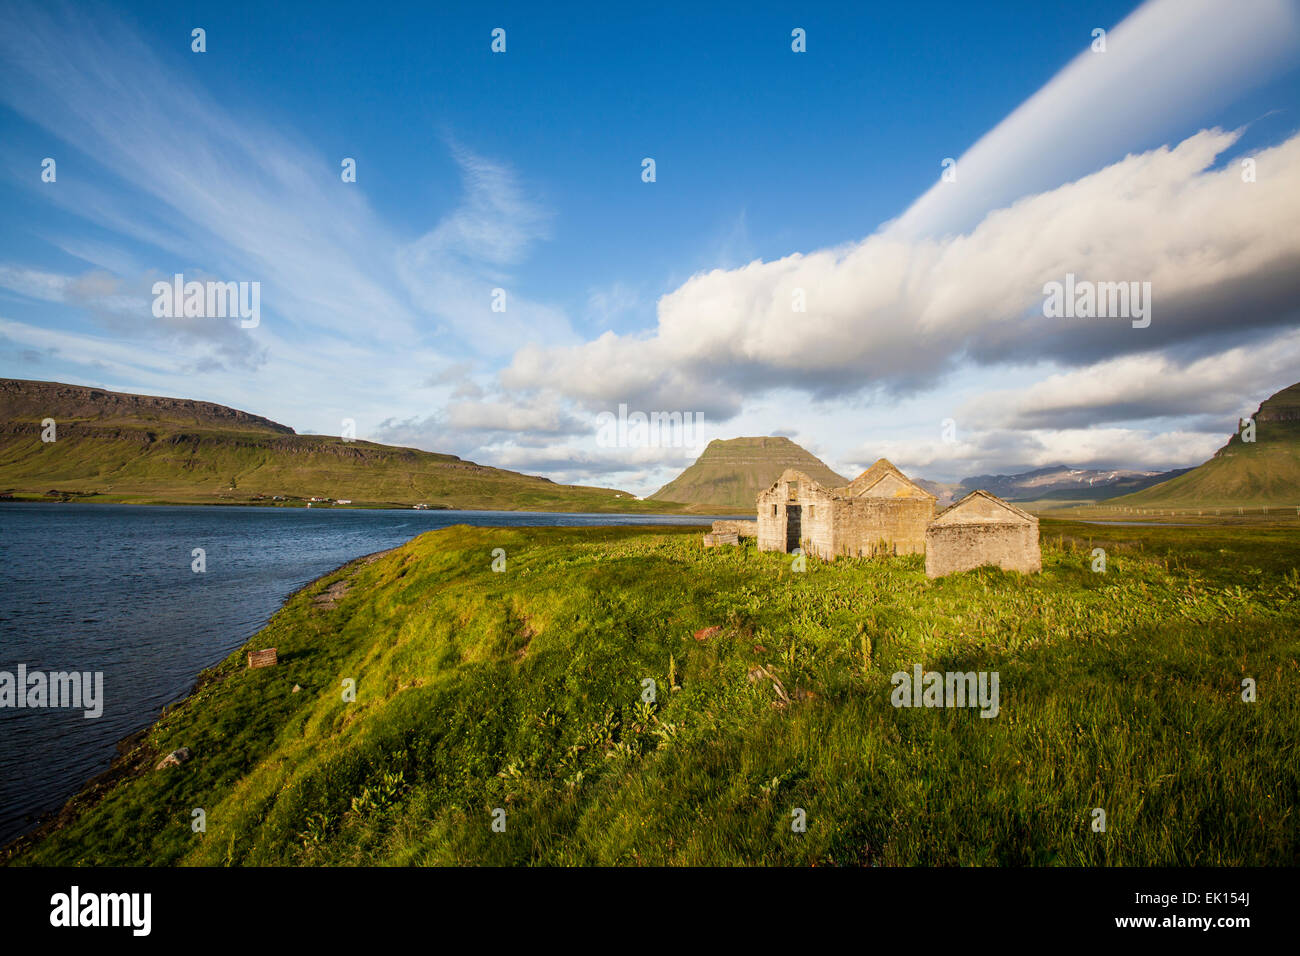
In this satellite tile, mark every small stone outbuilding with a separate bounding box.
[925,490,1041,578]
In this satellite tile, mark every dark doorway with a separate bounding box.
[785,505,801,551]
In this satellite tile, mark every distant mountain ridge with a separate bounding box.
[0,378,294,434]
[0,378,673,512]
[650,436,847,510]
[935,465,1190,505]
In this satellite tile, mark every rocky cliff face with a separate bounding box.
[1217,381,1300,456]
[1247,382,1300,426]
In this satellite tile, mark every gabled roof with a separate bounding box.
[930,489,1036,526]
[758,468,832,498]
[842,458,936,500]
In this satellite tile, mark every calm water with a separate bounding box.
[0,502,724,844]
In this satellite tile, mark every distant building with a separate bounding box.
[336,499,352,505]
[925,490,1041,578]
[755,459,936,560]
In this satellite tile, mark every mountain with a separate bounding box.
[942,465,1189,506]
[649,436,847,511]
[0,378,676,512]
[1107,382,1300,509]
[914,478,964,506]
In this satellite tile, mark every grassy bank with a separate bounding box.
[6,520,1298,866]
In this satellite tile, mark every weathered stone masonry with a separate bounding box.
[924,490,1041,578]
[755,459,936,561]
[747,458,1040,577]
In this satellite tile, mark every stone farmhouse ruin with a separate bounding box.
[755,459,936,560]
[924,490,1041,578]
[708,456,1040,578]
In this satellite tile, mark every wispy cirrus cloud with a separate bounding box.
[0,265,267,370]
[0,2,414,343]
[0,1,566,356]
[396,144,577,356]
[0,0,569,445]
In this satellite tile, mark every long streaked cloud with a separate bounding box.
[0,265,267,371]
[503,129,1300,414]
[396,145,577,356]
[892,0,1300,239]
[0,3,412,342]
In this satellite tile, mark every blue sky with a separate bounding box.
[2,0,1299,491]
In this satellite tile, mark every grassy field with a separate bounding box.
[6,519,1297,866]
[1032,502,1300,524]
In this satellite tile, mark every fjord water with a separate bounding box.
[0,502,719,845]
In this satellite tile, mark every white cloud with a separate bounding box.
[852,424,1223,480]
[963,329,1300,430]
[891,0,1300,239]
[396,145,578,355]
[503,130,1300,415]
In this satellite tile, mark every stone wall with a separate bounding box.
[799,495,836,560]
[924,522,1041,577]
[757,476,933,560]
[756,488,785,552]
[831,497,933,557]
[711,519,757,538]
[755,478,835,556]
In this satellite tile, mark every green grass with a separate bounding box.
[7,519,1298,866]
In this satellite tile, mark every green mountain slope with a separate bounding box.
[0,378,674,511]
[1110,382,1300,509]
[649,436,847,510]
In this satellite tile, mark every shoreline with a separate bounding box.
[0,545,402,861]
[0,495,739,516]
[1,512,738,861]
